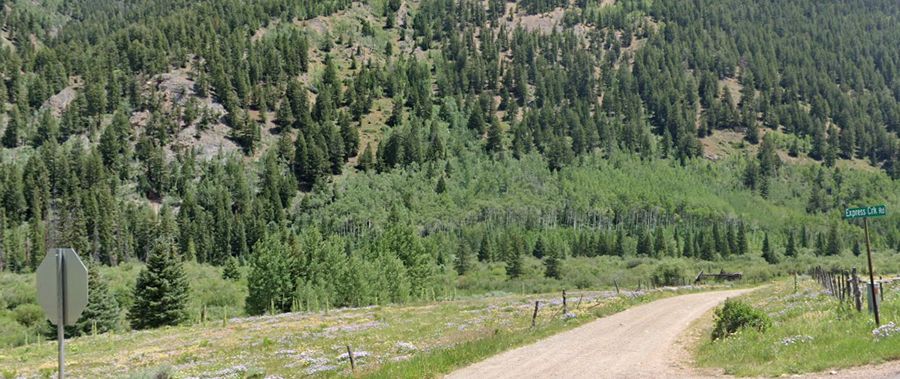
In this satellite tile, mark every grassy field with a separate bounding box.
[694,276,900,376]
[0,285,716,378]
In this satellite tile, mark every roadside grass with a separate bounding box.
[0,285,715,378]
[695,277,900,376]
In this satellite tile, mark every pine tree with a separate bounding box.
[478,237,493,262]
[737,223,749,255]
[99,109,132,179]
[532,237,545,259]
[339,112,360,157]
[29,216,45,271]
[615,229,627,257]
[129,239,189,329]
[486,116,504,154]
[785,230,797,258]
[72,265,120,336]
[2,107,22,148]
[435,175,447,194]
[636,230,653,256]
[815,232,826,256]
[852,240,862,257]
[544,250,561,279]
[761,233,779,264]
[454,243,473,275]
[826,224,841,256]
[800,225,809,247]
[467,109,485,133]
[387,97,404,127]
[223,256,241,281]
[357,143,375,172]
[757,135,781,176]
[699,230,716,261]
[745,120,759,144]
[505,246,523,279]
[653,228,667,258]
[276,100,294,127]
[712,224,725,255]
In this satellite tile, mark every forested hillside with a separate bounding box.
[0,0,897,346]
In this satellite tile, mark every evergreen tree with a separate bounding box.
[387,97,404,127]
[544,250,561,279]
[682,230,694,258]
[28,216,45,271]
[339,112,360,157]
[2,108,22,148]
[852,240,862,257]
[357,143,375,172]
[99,109,132,179]
[615,229,627,257]
[478,237,493,262]
[826,224,841,256]
[222,256,241,281]
[636,230,653,256]
[815,232,826,256]
[532,237,545,259]
[72,265,120,336]
[800,225,809,248]
[745,120,759,144]
[505,245,523,279]
[454,243,473,275]
[712,224,725,255]
[761,233,779,264]
[486,116,504,154]
[699,230,716,261]
[653,228,667,258]
[758,135,781,177]
[435,175,447,194]
[785,230,797,258]
[276,101,294,127]
[467,109,485,133]
[129,239,189,329]
[737,223,749,255]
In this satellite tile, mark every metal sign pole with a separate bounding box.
[864,218,880,326]
[37,248,86,379]
[56,249,65,379]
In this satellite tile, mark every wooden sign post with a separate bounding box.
[844,205,887,326]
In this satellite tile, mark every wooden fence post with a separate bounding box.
[855,271,861,311]
[347,345,355,372]
[846,271,852,301]
[614,280,620,295]
[562,290,568,315]
[841,272,846,301]
[532,301,540,328]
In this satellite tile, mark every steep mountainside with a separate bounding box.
[0,0,896,318]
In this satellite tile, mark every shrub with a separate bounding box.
[651,261,685,286]
[0,317,27,347]
[126,366,172,379]
[12,304,43,327]
[712,299,771,340]
[0,273,36,310]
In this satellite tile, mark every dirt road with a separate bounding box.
[446,289,752,379]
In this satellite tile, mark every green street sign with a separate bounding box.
[844,205,887,220]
